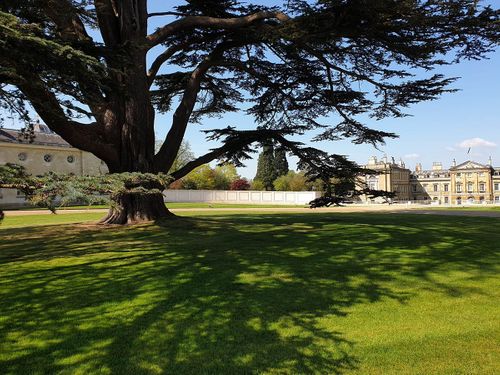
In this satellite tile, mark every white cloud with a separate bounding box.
[404,153,420,159]
[457,138,496,149]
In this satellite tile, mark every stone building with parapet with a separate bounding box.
[0,124,108,207]
[361,156,500,204]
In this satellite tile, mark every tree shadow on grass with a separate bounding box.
[0,213,498,374]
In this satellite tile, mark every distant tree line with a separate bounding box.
[168,142,317,192]
[170,163,250,191]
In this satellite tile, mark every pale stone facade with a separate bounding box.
[0,125,107,207]
[361,156,500,204]
[361,156,412,202]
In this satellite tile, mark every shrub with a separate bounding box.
[230,178,250,190]
[250,179,265,191]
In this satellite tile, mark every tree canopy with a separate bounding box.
[0,0,498,222]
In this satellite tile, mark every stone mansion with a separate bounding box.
[362,156,500,204]
[1,124,499,206]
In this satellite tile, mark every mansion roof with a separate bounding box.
[0,127,71,148]
[450,160,491,170]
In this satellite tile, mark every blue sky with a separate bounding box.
[5,1,500,177]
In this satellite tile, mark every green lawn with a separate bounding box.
[0,212,498,374]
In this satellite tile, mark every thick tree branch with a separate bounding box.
[13,70,119,167]
[153,39,249,172]
[94,0,121,47]
[146,10,289,47]
[148,11,188,18]
[147,42,190,87]
[153,58,218,172]
[44,0,93,42]
[42,0,108,111]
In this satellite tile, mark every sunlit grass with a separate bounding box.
[0,212,498,374]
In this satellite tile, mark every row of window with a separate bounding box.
[456,182,487,193]
[456,172,486,177]
[415,183,450,192]
[413,171,495,179]
[17,153,75,164]
[413,182,500,193]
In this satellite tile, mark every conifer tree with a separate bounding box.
[254,142,276,190]
[273,147,289,179]
[0,1,498,223]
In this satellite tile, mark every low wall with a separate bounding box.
[163,189,322,205]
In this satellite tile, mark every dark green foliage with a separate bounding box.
[273,147,289,178]
[0,164,172,216]
[254,142,276,190]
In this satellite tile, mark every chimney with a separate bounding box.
[415,163,422,172]
[452,158,456,167]
[368,156,377,165]
[432,162,442,171]
[488,156,493,166]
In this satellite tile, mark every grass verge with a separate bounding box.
[0,212,498,374]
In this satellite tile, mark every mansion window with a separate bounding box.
[495,196,500,202]
[479,183,486,193]
[367,176,378,190]
[444,184,449,192]
[18,152,27,161]
[467,183,473,193]
[412,185,417,192]
[456,183,462,193]
[433,184,438,192]
[494,183,500,191]
[444,197,449,204]
[43,154,53,163]
[16,190,25,198]
[67,155,75,163]
[456,173,462,177]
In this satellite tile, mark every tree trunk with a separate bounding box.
[94,3,182,225]
[100,192,173,225]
